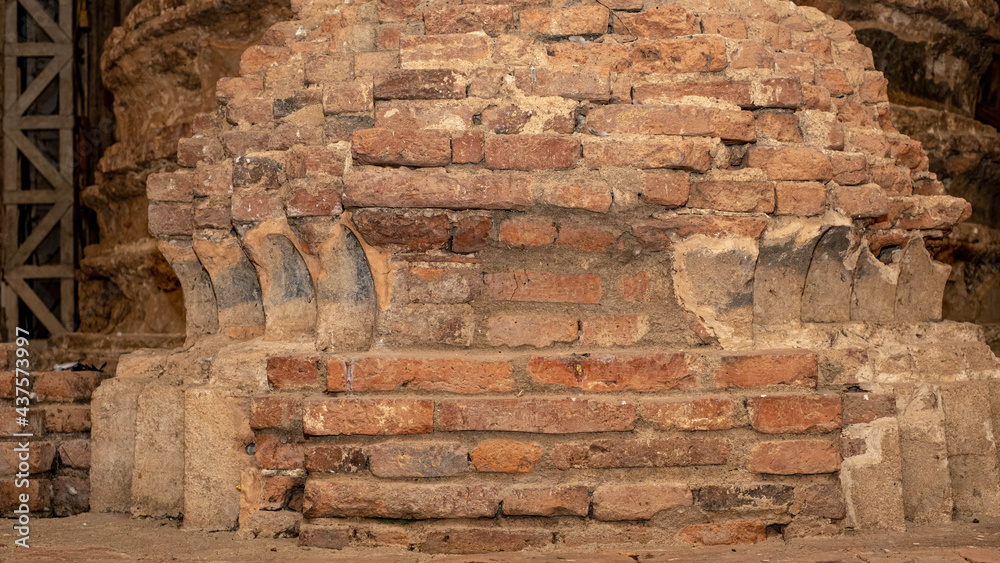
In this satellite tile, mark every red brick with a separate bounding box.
[421,528,551,554]
[545,42,630,72]
[226,98,272,125]
[514,67,611,102]
[354,51,400,77]
[859,71,889,103]
[438,398,635,433]
[216,76,264,103]
[344,168,533,210]
[519,6,609,36]
[400,33,492,66]
[470,440,542,473]
[255,433,305,470]
[584,138,715,171]
[0,407,43,437]
[643,398,736,431]
[680,521,767,546]
[286,181,343,218]
[870,164,912,195]
[452,215,492,253]
[41,405,91,433]
[775,181,826,216]
[539,177,613,213]
[629,37,729,73]
[755,112,801,142]
[32,372,100,402]
[600,0,643,8]
[485,134,579,171]
[325,357,347,392]
[147,172,194,203]
[499,217,556,248]
[0,479,50,514]
[239,45,290,75]
[746,146,833,181]
[304,53,352,85]
[232,155,281,188]
[894,195,972,230]
[485,271,602,304]
[322,80,373,114]
[830,183,888,218]
[688,180,775,213]
[586,105,754,143]
[554,438,730,468]
[298,526,351,550]
[391,263,481,305]
[633,216,768,248]
[715,350,818,388]
[503,485,590,517]
[752,78,804,109]
[194,163,233,197]
[484,315,579,348]
[452,130,484,164]
[701,12,747,38]
[177,136,224,167]
[0,440,55,474]
[749,440,841,474]
[614,6,697,37]
[620,271,670,303]
[377,0,419,22]
[352,128,452,167]
[641,170,690,207]
[579,315,649,346]
[58,439,90,469]
[556,223,617,252]
[250,396,302,430]
[377,27,401,50]
[351,357,512,393]
[843,393,897,424]
[633,81,751,107]
[816,67,853,97]
[797,482,847,519]
[353,210,451,251]
[304,444,367,473]
[303,479,498,519]
[802,83,833,111]
[528,353,693,392]
[423,5,514,35]
[749,395,842,434]
[303,398,433,436]
[267,356,319,388]
[593,483,692,521]
[221,130,269,156]
[832,152,868,185]
[697,483,794,511]
[231,191,282,223]
[373,70,466,100]
[369,441,468,478]
[733,41,775,69]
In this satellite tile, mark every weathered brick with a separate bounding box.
[452,215,492,253]
[633,81,751,107]
[579,315,649,346]
[499,217,557,248]
[504,485,590,517]
[642,170,690,207]
[816,67,853,96]
[400,33,493,67]
[452,130,485,164]
[859,72,889,103]
[514,67,611,102]
[255,433,305,470]
[831,153,868,185]
[222,130,269,156]
[55,476,91,516]
[528,353,692,392]
[353,209,451,250]
[775,181,826,216]
[843,393,896,424]
[484,314,578,348]
[520,6,609,36]
[697,484,794,511]
[351,357,512,393]
[470,440,542,473]
[643,398,736,431]
[369,441,468,478]
[226,97,272,125]
[629,37,728,73]
[375,103,474,131]
[0,479,50,515]
[355,51,399,77]
[829,183,888,218]
[303,479,498,519]
[420,528,551,554]
[796,482,847,519]
[438,398,635,433]
[232,155,282,188]
[485,271,602,304]
[732,41,775,69]
[752,78,804,109]
[34,371,101,401]
[892,195,971,230]
[195,163,233,197]
[688,180,775,213]
[250,396,302,430]
[304,53,352,85]
[0,440,54,474]
[58,439,91,469]
[552,437,730,469]
[748,395,842,434]
[715,350,818,388]
[41,405,91,433]
[304,444,367,473]
[216,76,264,103]
[352,128,451,167]
[286,181,343,218]
[746,146,833,181]
[749,440,841,474]
[485,134,580,171]
[322,80,373,114]
[231,191,283,223]
[614,5,697,37]
[148,203,193,237]
[0,407,43,437]
[680,521,767,546]
[147,172,194,203]
[538,177,613,213]
[592,483,692,520]
[633,215,768,247]
[584,138,715,171]
[701,12,748,38]
[621,271,670,303]
[239,45,290,75]
[586,105,754,143]
[303,398,433,436]
[267,356,319,388]
[373,70,466,100]
[344,168,533,210]
[391,263,481,305]
[556,223,617,252]
[755,112,802,142]
[377,0,419,22]
[379,303,475,347]
[423,5,514,36]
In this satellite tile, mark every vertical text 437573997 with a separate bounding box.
[11,327,32,548]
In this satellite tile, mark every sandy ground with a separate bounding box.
[0,514,998,562]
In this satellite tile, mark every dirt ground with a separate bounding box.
[0,514,998,562]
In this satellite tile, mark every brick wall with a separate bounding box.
[91,0,1000,552]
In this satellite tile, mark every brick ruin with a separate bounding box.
[3,0,1000,553]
